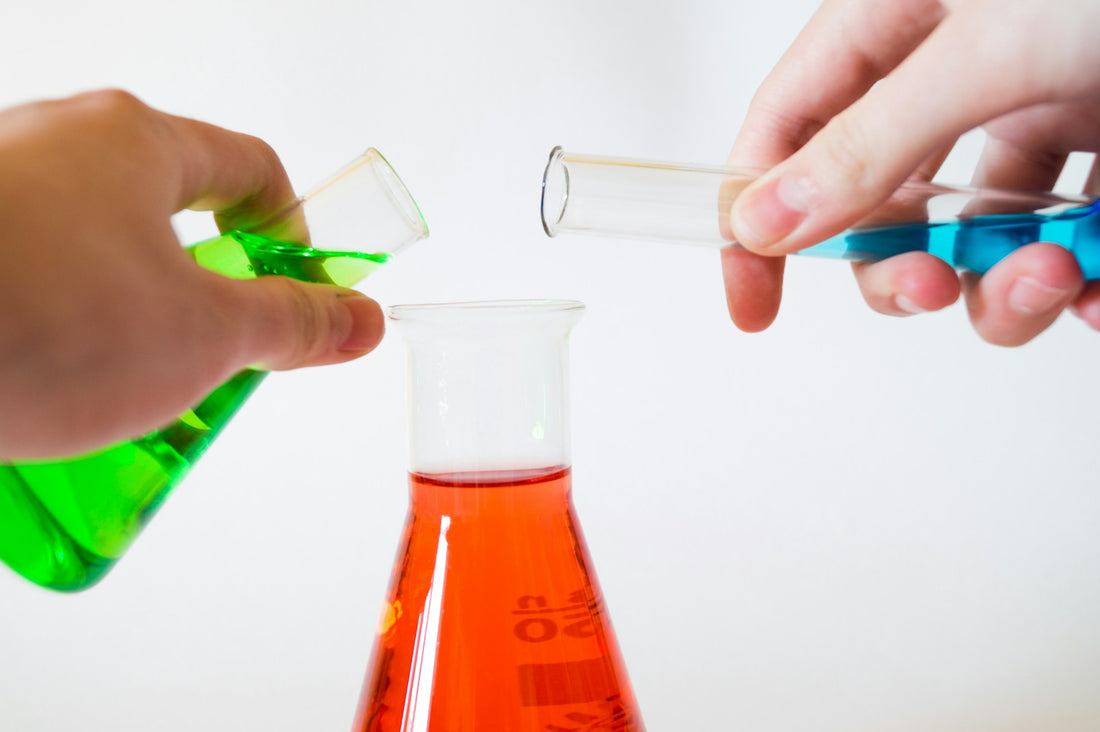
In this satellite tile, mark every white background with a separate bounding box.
[2,1,1100,730]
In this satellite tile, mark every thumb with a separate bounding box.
[730,3,1051,256]
[214,276,385,371]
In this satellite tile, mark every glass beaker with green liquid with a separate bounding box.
[0,148,428,592]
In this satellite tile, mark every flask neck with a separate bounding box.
[390,300,584,475]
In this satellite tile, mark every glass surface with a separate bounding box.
[542,147,1100,278]
[0,149,428,592]
[353,300,645,732]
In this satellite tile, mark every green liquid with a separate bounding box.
[0,231,389,591]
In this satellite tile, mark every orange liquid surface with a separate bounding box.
[354,467,644,731]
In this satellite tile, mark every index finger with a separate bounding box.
[722,0,945,331]
[729,0,945,169]
[162,111,298,234]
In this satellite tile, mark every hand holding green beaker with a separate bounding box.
[0,90,428,591]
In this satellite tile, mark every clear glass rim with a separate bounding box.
[388,298,585,321]
[366,148,430,241]
[301,147,430,240]
[541,146,568,237]
[543,146,1097,209]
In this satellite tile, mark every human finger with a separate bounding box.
[44,89,299,234]
[851,128,1066,325]
[844,138,962,315]
[962,243,1083,347]
[156,103,299,232]
[970,136,1066,193]
[1070,282,1100,330]
[720,248,785,331]
[722,141,952,330]
[1069,155,1100,329]
[730,0,946,169]
[730,3,1067,256]
[719,173,784,329]
[124,95,383,370]
[851,252,961,316]
[203,274,386,372]
[723,0,945,330]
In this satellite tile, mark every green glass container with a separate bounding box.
[0,150,427,591]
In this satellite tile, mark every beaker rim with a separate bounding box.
[388,299,585,320]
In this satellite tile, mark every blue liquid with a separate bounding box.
[803,200,1100,279]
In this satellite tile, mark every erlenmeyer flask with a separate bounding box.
[354,300,645,732]
[0,149,428,592]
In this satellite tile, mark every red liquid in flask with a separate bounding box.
[354,466,644,731]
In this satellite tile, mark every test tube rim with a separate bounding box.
[541,146,568,237]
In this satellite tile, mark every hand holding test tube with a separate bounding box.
[711,0,1100,345]
[541,147,1100,276]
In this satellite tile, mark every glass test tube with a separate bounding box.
[541,147,1100,279]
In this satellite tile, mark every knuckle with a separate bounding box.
[271,278,331,367]
[72,88,151,128]
[76,87,144,110]
[225,131,283,184]
[67,89,169,161]
[247,135,281,169]
[818,114,877,191]
[752,100,826,150]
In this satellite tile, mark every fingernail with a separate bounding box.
[337,293,384,352]
[894,294,927,315]
[1007,276,1070,315]
[732,174,813,250]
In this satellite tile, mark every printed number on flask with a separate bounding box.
[513,589,602,642]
